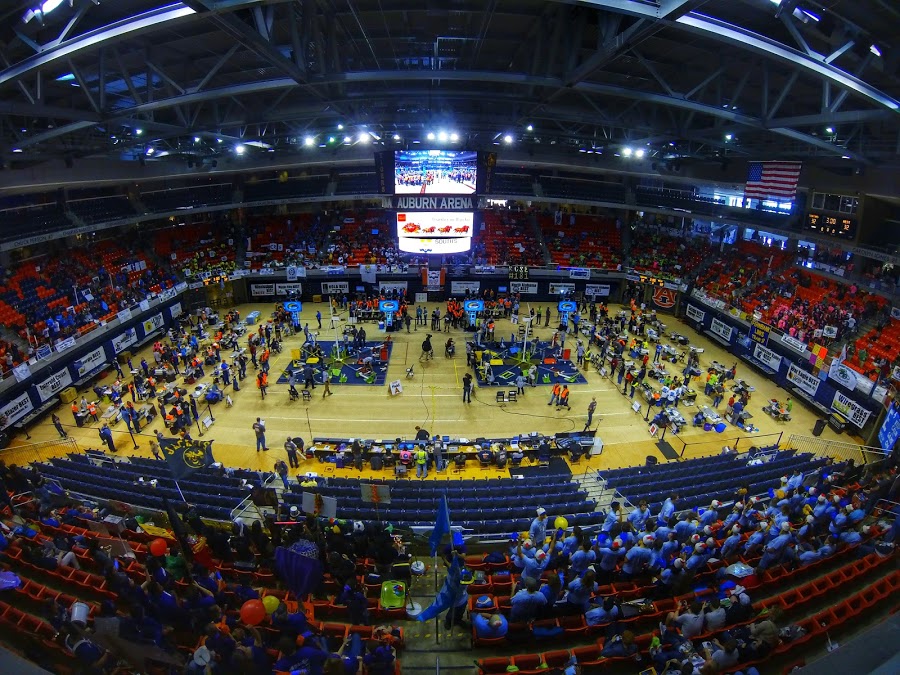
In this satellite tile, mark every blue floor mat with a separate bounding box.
[472,340,588,386]
[276,341,393,386]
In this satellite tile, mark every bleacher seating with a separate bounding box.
[474,209,543,266]
[629,228,716,280]
[140,183,233,212]
[599,450,828,512]
[0,204,71,239]
[334,172,378,195]
[331,209,396,266]
[635,185,727,213]
[284,474,600,533]
[67,196,136,224]
[540,176,627,203]
[37,453,267,520]
[491,172,535,196]
[542,213,622,269]
[243,175,330,202]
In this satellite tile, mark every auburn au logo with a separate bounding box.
[652,287,677,309]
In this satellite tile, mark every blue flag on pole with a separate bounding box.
[429,493,451,557]
[417,555,461,623]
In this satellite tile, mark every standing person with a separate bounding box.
[557,385,571,410]
[149,438,162,460]
[515,372,526,396]
[98,424,116,453]
[274,459,290,490]
[253,418,268,453]
[548,381,561,406]
[284,437,300,468]
[316,310,322,329]
[404,313,412,333]
[415,444,428,479]
[462,372,473,403]
[256,371,268,399]
[51,413,67,439]
[545,308,551,328]
[302,364,315,390]
[584,397,597,431]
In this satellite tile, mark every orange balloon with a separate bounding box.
[240,599,267,626]
[149,538,168,557]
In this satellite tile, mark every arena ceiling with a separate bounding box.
[0,0,898,171]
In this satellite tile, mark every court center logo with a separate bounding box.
[652,287,677,309]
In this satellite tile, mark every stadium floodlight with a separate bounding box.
[825,127,834,134]
[328,136,335,144]
[622,147,633,157]
[234,144,245,155]
[135,128,143,136]
[343,136,351,143]
[193,136,200,143]
[358,133,370,144]
[304,136,315,146]
[146,147,155,156]
[725,134,733,141]
[393,134,401,141]
[426,132,436,140]
[438,131,448,142]
[216,138,222,143]
[41,0,64,13]
[526,124,533,132]
[337,124,344,130]
[870,44,882,57]
[450,132,459,142]
[635,148,646,159]
[12,148,22,153]
[503,134,513,144]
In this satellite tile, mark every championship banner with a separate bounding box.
[584,284,610,297]
[36,368,73,402]
[142,313,164,335]
[786,363,820,397]
[251,283,275,297]
[752,343,782,372]
[710,318,733,342]
[75,346,107,377]
[749,320,771,346]
[510,281,538,295]
[160,437,216,479]
[423,269,444,291]
[112,328,137,354]
[450,281,480,295]
[0,392,34,430]
[321,281,349,295]
[831,391,872,428]
[359,265,377,284]
[685,304,705,323]
[275,283,303,295]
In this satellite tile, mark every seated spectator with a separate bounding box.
[472,613,508,639]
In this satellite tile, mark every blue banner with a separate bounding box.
[878,404,900,451]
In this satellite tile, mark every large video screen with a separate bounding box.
[394,150,477,195]
[397,211,473,254]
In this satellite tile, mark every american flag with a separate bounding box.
[744,161,802,201]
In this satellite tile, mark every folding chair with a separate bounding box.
[301,390,311,402]
[507,391,517,402]
[496,391,506,403]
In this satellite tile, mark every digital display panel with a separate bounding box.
[396,211,473,254]
[394,150,477,195]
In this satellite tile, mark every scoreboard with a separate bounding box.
[805,212,857,240]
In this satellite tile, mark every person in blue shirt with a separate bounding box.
[595,540,625,582]
[585,596,620,627]
[473,612,508,639]
[529,508,548,545]
[510,577,547,623]
[570,540,596,577]
[758,522,794,570]
[562,526,583,556]
[673,516,698,543]
[539,574,563,608]
[787,469,804,491]
[565,570,598,612]
[657,494,680,527]
[720,526,743,559]
[514,531,557,581]
[628,500,652,533]
[743,521,768,556]
[621,535,655,578]
[601,502,623,533]
[699,501,720,527]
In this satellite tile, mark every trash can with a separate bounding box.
[562,348,571,360]
[813,419,827,437]
[645,455,658,467]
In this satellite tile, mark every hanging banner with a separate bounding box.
[685,304,705,323]
[568,268,591,280]
[55,336,76,353]
[780,333,808,355]
[250,283,275,297]
[749,320,771,346]
[159,287,177,301]
[450,281,480,295]
[75,346,107,378]
[12,362,31,383]
[36,368,73,402]
[286,266,307,281]
[584,284,611,297]
[823,325,838,339]
[752,343,782,372]
[786,363,820,397]
[360,265,377,284]
[650,287,679,312]
[112,328,138,354]
[275,283,303,295]
[169,302,183,319]
[549,283,575,296]
[321,281,350,295]
[710,318,734,342]
[142,313,165,335]
[510,281,539,295]
[828,359,871,394]
[831,391,872,428]
[877,404,900,450]
[0,392,34,430]
[117,308,133,323]
[425,270,443,291]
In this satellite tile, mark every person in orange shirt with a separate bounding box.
[87,401,98,423]
[71,402,80,425]
[548,381,561,406]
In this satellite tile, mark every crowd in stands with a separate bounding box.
[472,209,543,266]
[629,226,717,282]
[541,212,623,270]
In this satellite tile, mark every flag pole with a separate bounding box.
[173,477,188,503]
